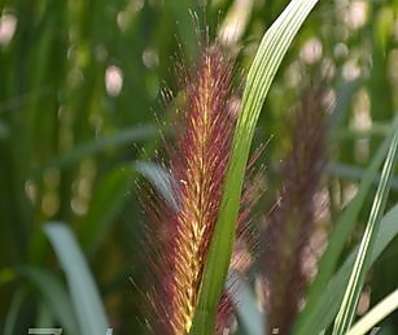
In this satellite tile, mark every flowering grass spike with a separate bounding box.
[142,44,238,335]
[262,87,327,335]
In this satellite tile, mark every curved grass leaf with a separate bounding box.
[191,0,319,333]
[294,119,398,335]
[45,223,109,335]
[347,288,398,335]
[134,161,177,210]
[21,266,79,335]
[332,127,398,335]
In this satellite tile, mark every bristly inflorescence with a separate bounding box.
[142,44,237,335]
[262,86,328,335]
[169,44,236,335]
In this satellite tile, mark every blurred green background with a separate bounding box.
[1,0,398,334]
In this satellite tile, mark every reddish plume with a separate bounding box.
[262,87,327,335]
[139,39,267,335]
[142,44,236,335]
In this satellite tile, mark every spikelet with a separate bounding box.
[262,86,327,335]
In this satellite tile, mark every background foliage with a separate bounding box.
[1,0,398,334]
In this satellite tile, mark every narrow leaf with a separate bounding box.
[332,127,398,334]
[347,288,398,335]
[134,161,177,210]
